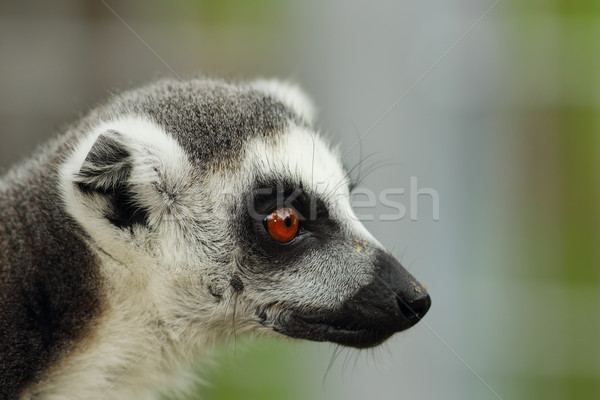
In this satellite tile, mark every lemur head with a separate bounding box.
[60,78,430,349]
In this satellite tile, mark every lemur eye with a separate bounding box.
[265,207,299,243]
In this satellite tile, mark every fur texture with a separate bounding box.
[0,78,430,399]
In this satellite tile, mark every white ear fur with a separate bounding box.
[60,117,194,231]
[251,79,317,124]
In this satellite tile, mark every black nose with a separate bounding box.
[397,293,431,325]
[370,250,431,328]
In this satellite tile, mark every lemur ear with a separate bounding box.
[76,130,133,192]
[74,130,149,229]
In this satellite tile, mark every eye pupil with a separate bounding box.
[265,207,299,243]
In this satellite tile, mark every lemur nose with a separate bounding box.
[369,249,431,328]
[398,293,431,325]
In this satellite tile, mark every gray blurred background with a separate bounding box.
[1,1,599,399]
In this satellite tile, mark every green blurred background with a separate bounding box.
[1,1,599,399]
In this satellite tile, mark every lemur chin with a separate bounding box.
[0,78,430,399]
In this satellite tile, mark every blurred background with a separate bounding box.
[1,0,599,399]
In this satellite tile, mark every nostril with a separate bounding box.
[397,294,431,325]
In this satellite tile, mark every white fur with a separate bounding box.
[252,79,317,124]
[31,92,381,398]
[59,117,200,265]
[237,126,379,244]
[37,118,217,399]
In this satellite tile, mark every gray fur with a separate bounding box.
[0,78,430,399]
[76,78,308,172]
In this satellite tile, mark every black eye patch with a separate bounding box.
[235,178,340,268]
[246,178,331,230]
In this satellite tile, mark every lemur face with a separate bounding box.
[231,130,431,347]
[60,79,430,350]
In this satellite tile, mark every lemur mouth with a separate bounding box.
[257,304,422,348]
[272,312,404,348]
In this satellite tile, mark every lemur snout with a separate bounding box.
[333,249,431,345]
[371,249,431,326]
[261,248,431,349]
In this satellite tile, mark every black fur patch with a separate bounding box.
[75,131,149,229]
[77,131,131,185]
[236,177,339,271]
[78,180,149,229]
[0,158,103,398]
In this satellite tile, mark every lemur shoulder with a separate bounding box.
[0,78,430,400]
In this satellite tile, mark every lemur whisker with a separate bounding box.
[331,152,377,196]
[355,125,365,193]
[318,152,377,206]
[222,287,236,341]
[230,292,239,355]
[341,347,355,377]
[310,133,316,191]
[322,344,343,387]
[351,160,405,190]
[405,258,419,273]
[369,347,377,369]
[396,245,410,266]
[326,159,404,220]
[352,348,362,374]
[343,153,379,193]
[324,153,401,207]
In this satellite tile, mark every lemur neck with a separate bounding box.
[0,140,104,397]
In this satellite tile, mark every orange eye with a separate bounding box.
[265,207,299,243]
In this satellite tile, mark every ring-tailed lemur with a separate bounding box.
[0,78,431,399]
